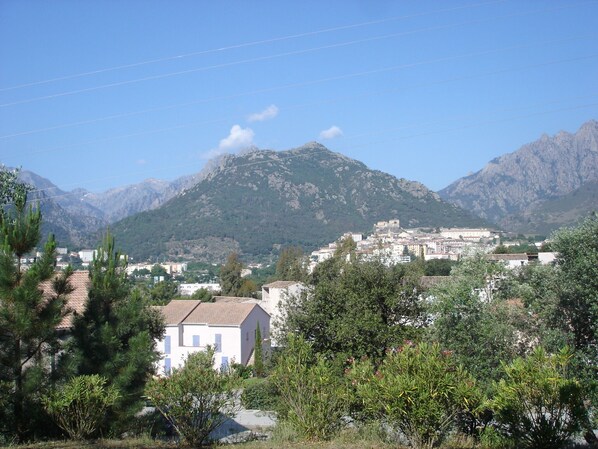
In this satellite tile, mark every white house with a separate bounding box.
[261,281,305,346]
[486,253,529,269]
[156,300,270,375]
[178,283,221,296]
[78,249,96,264]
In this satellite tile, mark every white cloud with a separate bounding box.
[201,124,255,159]
[319,125,343,140]
[219,124,254,150]
[247,104,279,122]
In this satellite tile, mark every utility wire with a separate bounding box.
[0,0,508,92]
[2,36,595,141]
[7,51,598,159]
[1,1,595,108]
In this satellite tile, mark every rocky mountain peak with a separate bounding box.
[439,119,598,232]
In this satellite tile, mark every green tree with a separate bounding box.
[349,342,481,449]
[150,264,169,280]
[275,246,308,281]
[0,175,73,441]
[220,252,243,296]
[146,349,240,447]
[427,254,523,391]
[190,287,214,302]
[489,347,587,449]
[552,215,598,368]
[551,215,598,443]
[68,234,164,434]
[423,258,457,276]
[272,334,347,440]
[253,322,264,377]
[43,375,119,440]
[148,279,178,305]
[237,278,257,297]
[280,256,424,365]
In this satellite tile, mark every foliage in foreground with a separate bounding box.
[349,342,481,449]
[145,348,240,447]
[43,375,119,440]
[68,234,165,434]
[272,334,348,441]
[489,347,588,449]
[0,172,73,442]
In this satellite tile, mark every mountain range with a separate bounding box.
[439,120,598,234]
[13,119,598,260]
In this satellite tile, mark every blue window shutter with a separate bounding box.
[164,336,171,354]
[215,334,222,352]
[221,356,229,371]
[193,335,200,347]
[164,358,171,374]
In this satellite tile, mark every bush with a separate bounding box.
[271,334,348,440]
[145,348,240,446]
[488,347,588,449]
[241,378,279,410]
[43,375,119,440]
[349,342,482,449]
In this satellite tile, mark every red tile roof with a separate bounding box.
[157,300,202,326]
[183,302,266,326]
[40,271,90,330]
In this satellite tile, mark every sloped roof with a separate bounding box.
[40,270,91,330]
[158,300,201,326]
[213,295,256,303]
[183,302,267,326]
[262,280,300,289]
[486,253,529,261]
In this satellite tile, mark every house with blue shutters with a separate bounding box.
[156,300,270,375]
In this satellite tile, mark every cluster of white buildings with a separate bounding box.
[310,219,500,268]
[126,261,188,276]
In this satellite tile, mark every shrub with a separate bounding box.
[488,347,587,449]
[241,378,279,410]
[349,342,481,449]
[145,348,240,446]
[43,375,119,440]
[271,334,348,440]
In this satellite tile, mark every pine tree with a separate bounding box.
[0,173,72,441]
[253,322,264,377]
[69,233,164,434]
[220,252,243,296]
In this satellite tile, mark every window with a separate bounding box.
[192,335,200,347]
[164,336,171,354]
[215,334,222,352]
[164,358,171,375]
[220,356,229,371]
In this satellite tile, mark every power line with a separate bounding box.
[0,0,508,92]
[7,50,597,159]
[2,36,595,141]
[1,1,594,108]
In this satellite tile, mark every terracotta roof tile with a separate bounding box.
[486,253,529,261]
[159,300,201,325]
[40,270,90,330]
[183,303,267,326]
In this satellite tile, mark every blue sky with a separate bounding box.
[1,0,597,193]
